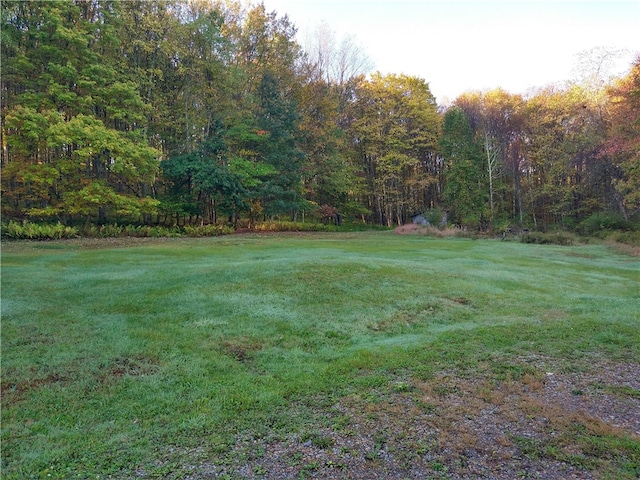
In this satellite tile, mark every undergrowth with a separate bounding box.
[1,220,365,240]
[520,231,577,246]
[0,220,79,240]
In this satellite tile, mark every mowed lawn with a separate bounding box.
[2,232,639,479]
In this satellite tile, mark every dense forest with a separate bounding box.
[2,0,639,233]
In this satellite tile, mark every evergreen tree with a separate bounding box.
[440,106,487,227]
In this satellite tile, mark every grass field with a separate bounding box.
[2,232,639,479]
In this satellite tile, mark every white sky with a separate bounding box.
[260,0,640,103]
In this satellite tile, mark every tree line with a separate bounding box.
[2,0,638,232]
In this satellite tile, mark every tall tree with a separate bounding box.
[1,0,160,223]
[297,75,362,217]
[522,84,610,228]
[455,89,525,226]
[160,124,246,225]
[299,22,373,220]
[304,21,373,86]
[223,3,307,219]
[439,106,486,227]
[603,56,640,220]
[347,73,441,226]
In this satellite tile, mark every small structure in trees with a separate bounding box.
[411,213,430,226]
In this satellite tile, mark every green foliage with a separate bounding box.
[228,157,277,188]
[79,224,182,238]
[1,220,78,240]
[78,223,235,238]
[440,107,487,227]
[578,213,634,235]
[62,182,160,220]
[605,230,640,246]
[347,73,441,226]
[1,0,160,224]
[298,79,358,215]
[1,0,638,233]
[425,208,446,228]
[160,134,248,225]
[520,231,577,246]
[253,221,336,232]
[182,224,235,237]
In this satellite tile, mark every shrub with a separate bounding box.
[1,220,79,240]
[81,224,124,238]
[606,230,640,247]
[253,221,335,232]
[425,208,446,228]
[182,224,234,237]
[579,213,631,235]
[131,225,183,238]
[79,224,183,238]
[521,231,576,246]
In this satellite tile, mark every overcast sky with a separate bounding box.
[261,0,639,103]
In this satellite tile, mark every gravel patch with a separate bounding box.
[146,360,639,479]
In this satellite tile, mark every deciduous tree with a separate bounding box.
[603,56,640,220]
[347,73,441,226]
[1,0,160,223]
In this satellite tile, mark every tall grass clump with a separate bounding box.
[405,225,476,238]
[1,220,78,240]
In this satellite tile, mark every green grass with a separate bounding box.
[2,232,639,478]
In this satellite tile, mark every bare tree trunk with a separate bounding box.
[484,133,498,221]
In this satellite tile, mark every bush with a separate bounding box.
[521,231,576,246]
[253,221,335,232]
[1,220,78,240]
[579,213,631,235]
[606,230,640,247]
[132,225,182,238]
[81,224,125,238]
[182,224,234,237]
[425,208,446,228]
[80,224,183,238]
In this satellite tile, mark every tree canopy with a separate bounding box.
[2,0,638,232]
